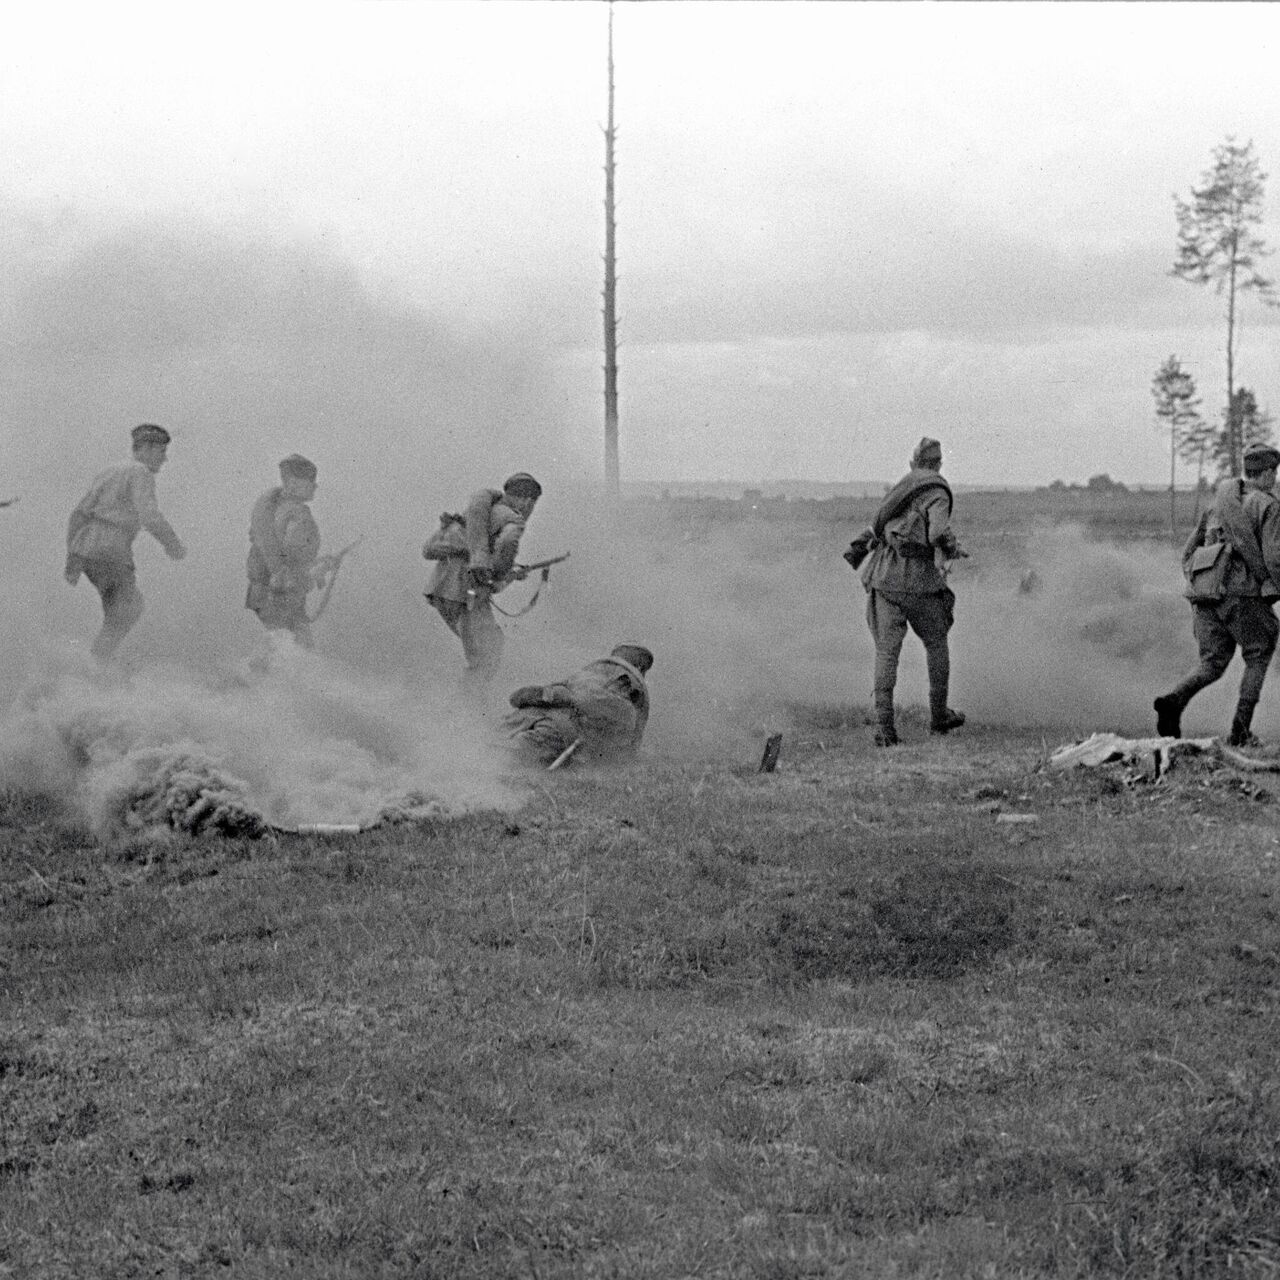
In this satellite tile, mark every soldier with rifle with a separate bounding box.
[845,437,966,746]
[246,453,354,653]
[423,472,555,687]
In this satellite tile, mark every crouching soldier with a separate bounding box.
[65,422,187,661]
[246,453,324,650]
[423,472,542,686]
[505,644,654,768]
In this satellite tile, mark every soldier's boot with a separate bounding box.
[1153,693,1183,739]
[929,687,965,735]
[1228,699,1261,748]
[930,708,966,735]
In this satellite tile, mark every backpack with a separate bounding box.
[422,512,467,561]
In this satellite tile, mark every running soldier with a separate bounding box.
[245,453,325,650]
[64,423,186,661]
[1155,441,1280,746]
[423,473,542,686]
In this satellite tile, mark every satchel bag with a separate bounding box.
[1185,539,1230,601]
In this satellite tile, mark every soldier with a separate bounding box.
[505,644,654,767]
[853,436,965,746]
[1154,441,1280,746]
[423,472,542,686]
[245,454,325,650]
[64,423,187,661]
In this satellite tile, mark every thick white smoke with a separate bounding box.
[0,207,1245,832]
[0,639,520,837]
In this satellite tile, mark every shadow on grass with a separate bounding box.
[771,864,1022,981]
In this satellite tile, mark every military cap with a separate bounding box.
[1243,442,1280,472]
[911,437,943,468]
[279,453,318,481]
[611,643,654,674]
[503,472,543,499]
[131,423,171,446]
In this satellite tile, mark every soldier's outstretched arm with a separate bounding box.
[132,468,185,559]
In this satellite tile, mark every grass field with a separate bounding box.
[4,697,1279,1278]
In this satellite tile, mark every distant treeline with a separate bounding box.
[629,483,1204,543]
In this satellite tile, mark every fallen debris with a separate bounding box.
[1049,731,1280,782]
[1049,732,1217,779]
[759,733,783,773]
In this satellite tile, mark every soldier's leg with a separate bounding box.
[458,601,505,685]
[866,590,908,745]
[283,595,314,650]
[86,562,143,661]
[1156,603,1235,736]
[1226,598,1278,745]
[429,598,466,641]
[906,588,964,734]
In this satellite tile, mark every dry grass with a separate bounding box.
[3,711,1280,1278]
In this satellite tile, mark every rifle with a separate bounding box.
[307,536,364,623]
[516,551,570,578]
[476,551,571,618]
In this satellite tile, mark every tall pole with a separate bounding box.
[602,1,620,497]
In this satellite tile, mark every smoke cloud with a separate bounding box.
[0,207,1239,834]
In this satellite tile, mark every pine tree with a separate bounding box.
[1172,138,1275,476]
[1151,355,1203,533]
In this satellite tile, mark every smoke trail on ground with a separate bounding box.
[0,641,519,837]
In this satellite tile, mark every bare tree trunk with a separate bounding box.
[1170,426,1176,537]
[1227,242,1238,475]
[602,3,620,499]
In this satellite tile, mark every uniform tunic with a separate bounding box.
[245,487,321,639]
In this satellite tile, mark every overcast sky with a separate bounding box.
[6,1,1280,487]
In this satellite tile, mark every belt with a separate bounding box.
[896,542,936,561]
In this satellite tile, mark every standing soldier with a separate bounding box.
[64,422,186,661]
[245,454,325,650]
[851,437,965,746]
[423,472,541,686]
[1154,442,1280,745]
